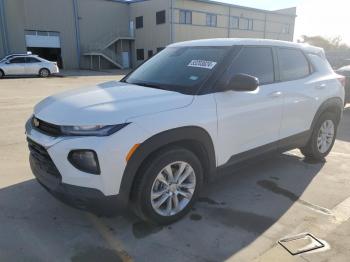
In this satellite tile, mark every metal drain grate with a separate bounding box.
[278,233,325,255]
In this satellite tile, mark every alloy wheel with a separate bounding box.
[317,119,335,153]
[40,69,49,77]
[151,161,196,216]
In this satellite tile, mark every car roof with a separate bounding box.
[169,38,324,55]
[5,53,32,57]
[7,54,39,59]
[338,65,350,71]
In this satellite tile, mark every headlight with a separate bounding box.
[60,123,129,136]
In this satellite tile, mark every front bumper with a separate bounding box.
[28,138,127,215]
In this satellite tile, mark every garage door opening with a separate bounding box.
[25,30,63,68]
[27,47,63,68]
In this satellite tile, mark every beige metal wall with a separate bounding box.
[3,0,26,53]
[172,0,295,42]
[77,0,130,68]
[78,0,129,45]
[22,0,79,68]
[130,0,171,66]
[1,0,296,69]
[0,34,4,58]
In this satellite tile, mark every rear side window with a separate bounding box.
[9,57,26,63]
[26,57,40,63]
[228,47,274,85]
[278,48,310,81]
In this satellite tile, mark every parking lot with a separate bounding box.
[1,72,350,262]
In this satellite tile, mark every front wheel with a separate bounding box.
[132,147,203,225]
[39,68,50,78]
[0,70,4,78]
[300,112,338,160]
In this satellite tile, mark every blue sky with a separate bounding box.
[211,0,350,44]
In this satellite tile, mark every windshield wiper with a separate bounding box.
[132,82,165,90]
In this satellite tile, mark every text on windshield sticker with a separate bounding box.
[187,60,217,70]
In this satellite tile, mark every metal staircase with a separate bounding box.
[83,30,134,70]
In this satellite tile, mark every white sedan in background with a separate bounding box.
[0,55,59,78]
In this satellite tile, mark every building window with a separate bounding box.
[136,49,144,60]
[148,50,154,58]
[157,47,165,53]
[156,10,166,25]
[239,18,253,30]
[282,24,290,34]
[25,30,60,37]
[135,16,143,29]
[206,14,217,27]
[230,16,239,29]
[179,10,192,24]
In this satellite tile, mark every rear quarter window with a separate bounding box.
[278,48,310,81]
[307,53,334,74]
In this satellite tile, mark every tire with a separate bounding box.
[132,146,203,225]
[0,70,4,78]
[300,112,338,161]
[39,68,50,78]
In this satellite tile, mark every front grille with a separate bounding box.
[32,117,62,137]
[27,138,61,178]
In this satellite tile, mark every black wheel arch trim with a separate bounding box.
[118,126,216,203]
[311,97,343,130]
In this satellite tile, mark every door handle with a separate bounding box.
[315,84,326,90]
[269,91,282,98]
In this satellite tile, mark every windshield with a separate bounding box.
[123,46,231,94]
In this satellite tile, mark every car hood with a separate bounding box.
[34,81,194,126]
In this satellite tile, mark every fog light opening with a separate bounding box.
[68,150,101,175]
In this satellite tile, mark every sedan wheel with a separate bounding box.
[39,68,50,78]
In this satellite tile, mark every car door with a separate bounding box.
[25,57,42,75]
[275,48,319,139]
[214,46,283,166]
[3,57,26,75]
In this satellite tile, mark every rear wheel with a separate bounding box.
[39,68,50,78]
[132,147,203,225]
[300,112,338,160]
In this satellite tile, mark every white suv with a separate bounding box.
[26,39,345,224]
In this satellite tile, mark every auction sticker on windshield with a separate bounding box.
[188,60,217,69]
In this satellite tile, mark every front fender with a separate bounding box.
[118,126,216,202]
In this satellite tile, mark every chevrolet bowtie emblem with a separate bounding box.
[33,117,40,127]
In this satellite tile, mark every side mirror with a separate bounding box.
[226,73,259,92]
[5,61,10,64]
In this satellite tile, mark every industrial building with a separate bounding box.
[0,0,296,69]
